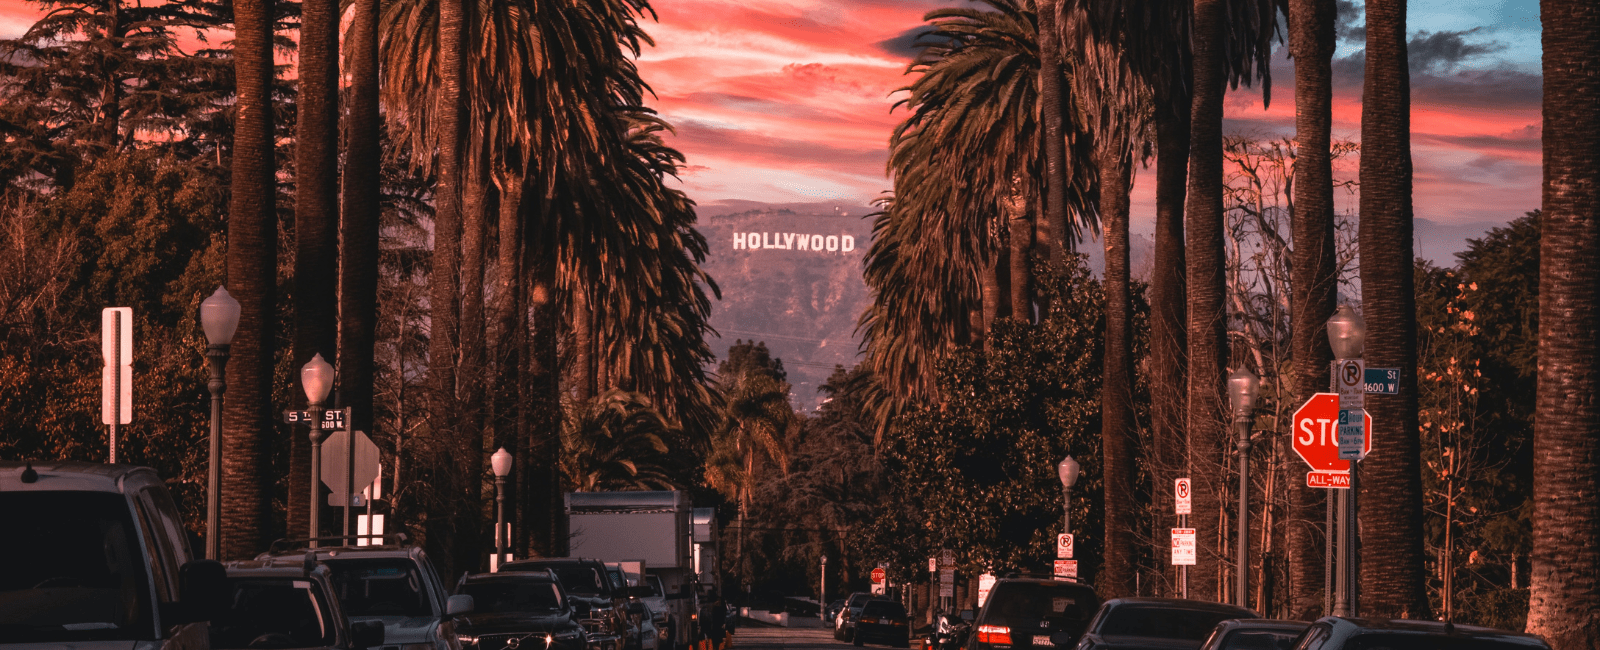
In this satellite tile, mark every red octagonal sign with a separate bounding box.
[1293,393,1371,475]
[871,567,886,584]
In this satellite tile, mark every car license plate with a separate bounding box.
[1033,635,1054,646]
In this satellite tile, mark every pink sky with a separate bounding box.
[0,0,1544,237]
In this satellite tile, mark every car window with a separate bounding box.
[1098,606,1249,640]
[459,580,564,613]
[0,490,155,642]
[325,558,434,618]
[1224,631,1303,650]
[1345,634,1546,650]
[862,601,907,618]
[647,576,666,598]
[985,583,1098,627]
[848,594,872,608]
[546,566,606,596]
[211,579,336,649]
[1293,624,1334,650]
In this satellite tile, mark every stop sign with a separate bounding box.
[1292,393,1371,472]
[870,567,886,583]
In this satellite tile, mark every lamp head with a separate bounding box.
[300,353,335,405]
[1326,304,1367,360]
[199,286,241,346]
[1057,456,1080,489]
[1228,367,1260,415]
[491,447,512,477]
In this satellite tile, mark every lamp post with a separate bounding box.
[491,447,512,569]
[1228,367,1260,608]
[1326,304,1366,617]
[199,287,240,561]
[302,354,335,545]
[1057,456,1080,537]
[820,553,828,618]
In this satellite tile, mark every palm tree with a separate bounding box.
[1356,0,1429,618]
[1525,0,1600,641]
[561,390,681,491]
[1035,0,1072,260]
[707,347,794,587]
[219,0,278,560]
[1285,0,1338,618]
[338,0,382,476]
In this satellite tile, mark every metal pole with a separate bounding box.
[1064,487,1073,536]
[820,556,827,617]
[495,474,507,568]
[1325,363,1337,617]
[1179,512,1188,599]
[1236,415,1252,608]
[109,310,120,464]
[1350,459,1360,617]
[309,407,324,547]
[343,408,354,537]
[205,344,229,560]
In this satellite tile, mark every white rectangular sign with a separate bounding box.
[939,583,954,598]
[1171,528,1196,566]
[1056,533,1074,559]
[1336,359,1366,410]
[101,308,133,367]
[101,365,132,425]
[1175,478,1192,515]
[1337,408,1367,459]
[977,573,996,606]
[929,557,937,573]
[1054,560,1078,579]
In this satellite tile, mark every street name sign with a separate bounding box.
[1364,368,1400,395]
[1175,478,1192,515]
[1056,534,1074,559]
[285,409,347,430]
[1171,529,1196,566]
[1293,393,1371,488]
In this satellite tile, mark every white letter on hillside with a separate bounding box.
[733,233,746,250]
[811,235,824,250]
[797,234,811,251]
[825,235,839,251]
[842,235,855,252]
[783,233,796,249]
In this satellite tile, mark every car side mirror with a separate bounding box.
[446,595,475,617]
[178,560,228,622]
[351,620,385,648]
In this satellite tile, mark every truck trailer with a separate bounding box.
[567,491,707,650]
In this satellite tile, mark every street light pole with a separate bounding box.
[820,554,828,618]
[1228,368,1260,609]
[1327,304,1367,617]
[302,354,335,545]
[1058,456,1081,538]
[199,287,240,561]
[491,447,512,569]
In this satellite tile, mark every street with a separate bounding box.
[732,626,860,650]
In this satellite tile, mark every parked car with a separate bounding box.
[927,611,974,650]
[639,574,679,650]
[502,558,631,650]
[836,592,885,641]
[1074,598,1258,650]
[969,578,1100,650]
[1199,620,1308,650]
[852,599,912,648]
[212,557,385,650]
[1292,617,1551,650]
[258,538,473,650]
[825,599,847,624]
[1,460,227,650]
[453,571,587,650]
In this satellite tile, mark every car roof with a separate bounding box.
[462,571,558,584]
[1324,617,1548,643]
[1103,597,1258,616]
[995,577,1097,590]
[0,460,162,494]
[259,545,423,561]
[504,557,606,569]
[1212,619,1309,633]
[224,559,335,581]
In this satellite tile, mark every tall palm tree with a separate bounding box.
[220,0,278,560]
[1035,0,1073,260]
[1524,0,1600,643]
[338,0,382,468]
[1285,0,1338,618]
[289,0,341,541]
[562,390,681,491]
[1356,0,1429,618]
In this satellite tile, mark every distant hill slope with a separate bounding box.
[697,201,875,411]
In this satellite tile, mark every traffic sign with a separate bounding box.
[929,557,937,573]
[1054,560,1078,579]
[1336,359,1366,409]
[1056,534,1074,559]
[1293,393,1372,475]
[101,308,133,426]
[285,409,347,430]
[870,567,886,584]
[977,573,996,606]
[1364,368,1400,395]
[321,429,380,505]
[101,365,132,425]
[940,549,955,568]
[101,308,133,367]
[1175,478,1192,515]
[1306,471,1351,488]
[939,569,954,583]
[1171,529,1196,566]
[1337,408,1367,459]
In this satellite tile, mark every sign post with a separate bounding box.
[1175,478,1191,598]
[101,308,133,462]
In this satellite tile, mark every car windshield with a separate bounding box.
[547,566,607,596]
[0,491,153,642]
[325,558,434,618]
[460,580,564,613]
[211,579,336,649]
[1099,605,1248,640]
[647,576,666,598]
[1223,630,1303,650]
[986,583,1098,626]
[862,602,907,618]
[1345,633,1544,650]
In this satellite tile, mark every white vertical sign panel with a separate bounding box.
[1171,528,1196,566]
[101,308,133,366]
[1175,478,1192,515]
[101,365,133,425]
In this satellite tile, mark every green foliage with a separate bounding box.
[859,258,1106,580]
[561,389,684,491]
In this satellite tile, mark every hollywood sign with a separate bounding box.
[732,232,858,252]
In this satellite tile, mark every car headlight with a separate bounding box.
[457,636,479,647]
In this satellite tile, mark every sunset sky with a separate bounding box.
[0,0,1544,252]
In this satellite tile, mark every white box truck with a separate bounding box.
[567,492,702,650]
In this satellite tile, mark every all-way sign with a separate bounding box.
[1293,393,1371,488]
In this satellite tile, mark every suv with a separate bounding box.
[0,460,227,649]
[970,578,1099,650]
[453,571,587,650]
[1293,617,1551,650]
[1075,598,1257,650]
[258,538,473,650]
[212,557,385,650]
[501,558,632,650]
[836,592,887,641]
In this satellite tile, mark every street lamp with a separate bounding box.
[302,354,335,543]
[491,447,512,569]
[1326,304,1367,617]
[820,553,828,618]
[199,286,240,560]
[1228,367,1260,608]
[1058,456,1080,536]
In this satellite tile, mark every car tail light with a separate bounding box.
[892,620,906,627]
[862,618,880,625]
[977,625,1012,645]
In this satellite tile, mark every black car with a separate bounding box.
[454,572,588,650]
[212,559,385,650]
[1292,617,1551,650]
[1199,620,1309,650]
[825,599,847,624]
[853,600,912,648]
[1075,598,1258,650]
[502,558,631,650]
[837,592,887,641]
[970,578,1100,650]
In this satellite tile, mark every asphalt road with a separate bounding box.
[730,626,865,650]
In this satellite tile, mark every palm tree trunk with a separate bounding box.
[1007,189,1033,321]
[573,287,595,400]
[220,0,278,560]
[290,0,341,540]
[338,0,381,448]
[1286,0,1337,619]
[425,0,466,581]
[1036,0,1071,261]
[525,257,564,556]
[1185,0,1230,601]
[1099,147,1137,598]
[456,163,491,575]
[1356,0,1429,618]
[1525,0,1600,643]
[1150,103,1189,597]
[493,172,524,558]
